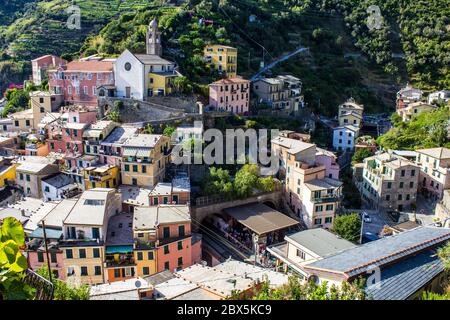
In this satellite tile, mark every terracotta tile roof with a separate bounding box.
[64,60,114,72]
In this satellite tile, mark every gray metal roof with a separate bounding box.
[304,226,450,277]
[101,126,138,146]
[106,213,134,246]
[223,203,299,235]
[144,270,176,287]
[134,54,174,66]
[42,173,74,188]
[365,249,443,300]
[286,228,356,257]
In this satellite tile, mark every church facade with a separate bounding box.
[114,19,181,100]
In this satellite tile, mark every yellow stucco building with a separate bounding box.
[204,45,238,78]
[121,134,170,188]
[83,165,119,190]
[149,72,178,96]
[0,158,17,188]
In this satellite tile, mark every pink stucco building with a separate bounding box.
[47,107,97,157]
[315,147,340,180]
[31,55,67,86]
[48,59,115,106]
[155,220,202,273]
[27,247,65,280]
[209,77,250,115]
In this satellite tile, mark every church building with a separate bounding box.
[114,19,181,100]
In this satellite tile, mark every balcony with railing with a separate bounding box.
[134,238,156,250]
[311,192,343,203]
[83,169,114,182]
[123,156,152,164]
[105,253,135,268]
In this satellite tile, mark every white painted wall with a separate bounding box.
[114,50,145,100]
[333,127,357,151]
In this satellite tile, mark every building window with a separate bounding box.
[177,257,183,267]
[173,195,179,204]
[50,252,57,263]
[94,266,101,276]
[315,205,323,212]
[387,182,392,189]
[148,251,154,260]
[386,195,390,201]
[93,248,100,258]
[410,181,414,188]
[178,225,185,237]
[398,194,403,201]
[163,227,170,239]
[401,170,405,177]
[399,182,404,189]
[66,249,73,259]
[296,249,305,260]
[92,228,100,239]
[79,249,86,259]
[177,241,183,251]
[325,217,332,224]
[164,245,169,255]
[124,164,130,172]
[164,262,170,270]
[37,252,44,263]
[142,165,146,173]
[137,252,143,261]
[411,170,415,176]
[114,269,121,278]
[325,204,333,211]
[81,267,88,276]
[44,186,50,193]
[314,218,322,225]
[143,267,150,275]
[133,165,138,173]
[26,175,30,182]
[19,173,23,180]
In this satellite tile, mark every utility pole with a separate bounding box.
[41,220,53,284]
[359,214,364,244]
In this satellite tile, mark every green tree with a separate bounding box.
[107,110,121,123]
[236,275,366,300]
[143,124,155,134]
[36,267,89,300]
[2,88,29,117]
[203,167,234,197]
[332,213,362,243]
[234,164,259,198]
[245,120,258,129]
[163,125,176,137]
[352,148,373,164]
[0,217,35,300]
[257,176,277,193]
[173,76,193,94]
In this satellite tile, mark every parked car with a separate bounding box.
[362,212,372,223]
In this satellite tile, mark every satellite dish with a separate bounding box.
[135,280,141,288]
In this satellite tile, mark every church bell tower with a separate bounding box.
[146,18,162,56]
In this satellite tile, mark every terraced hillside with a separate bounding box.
[0,0,448,116]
